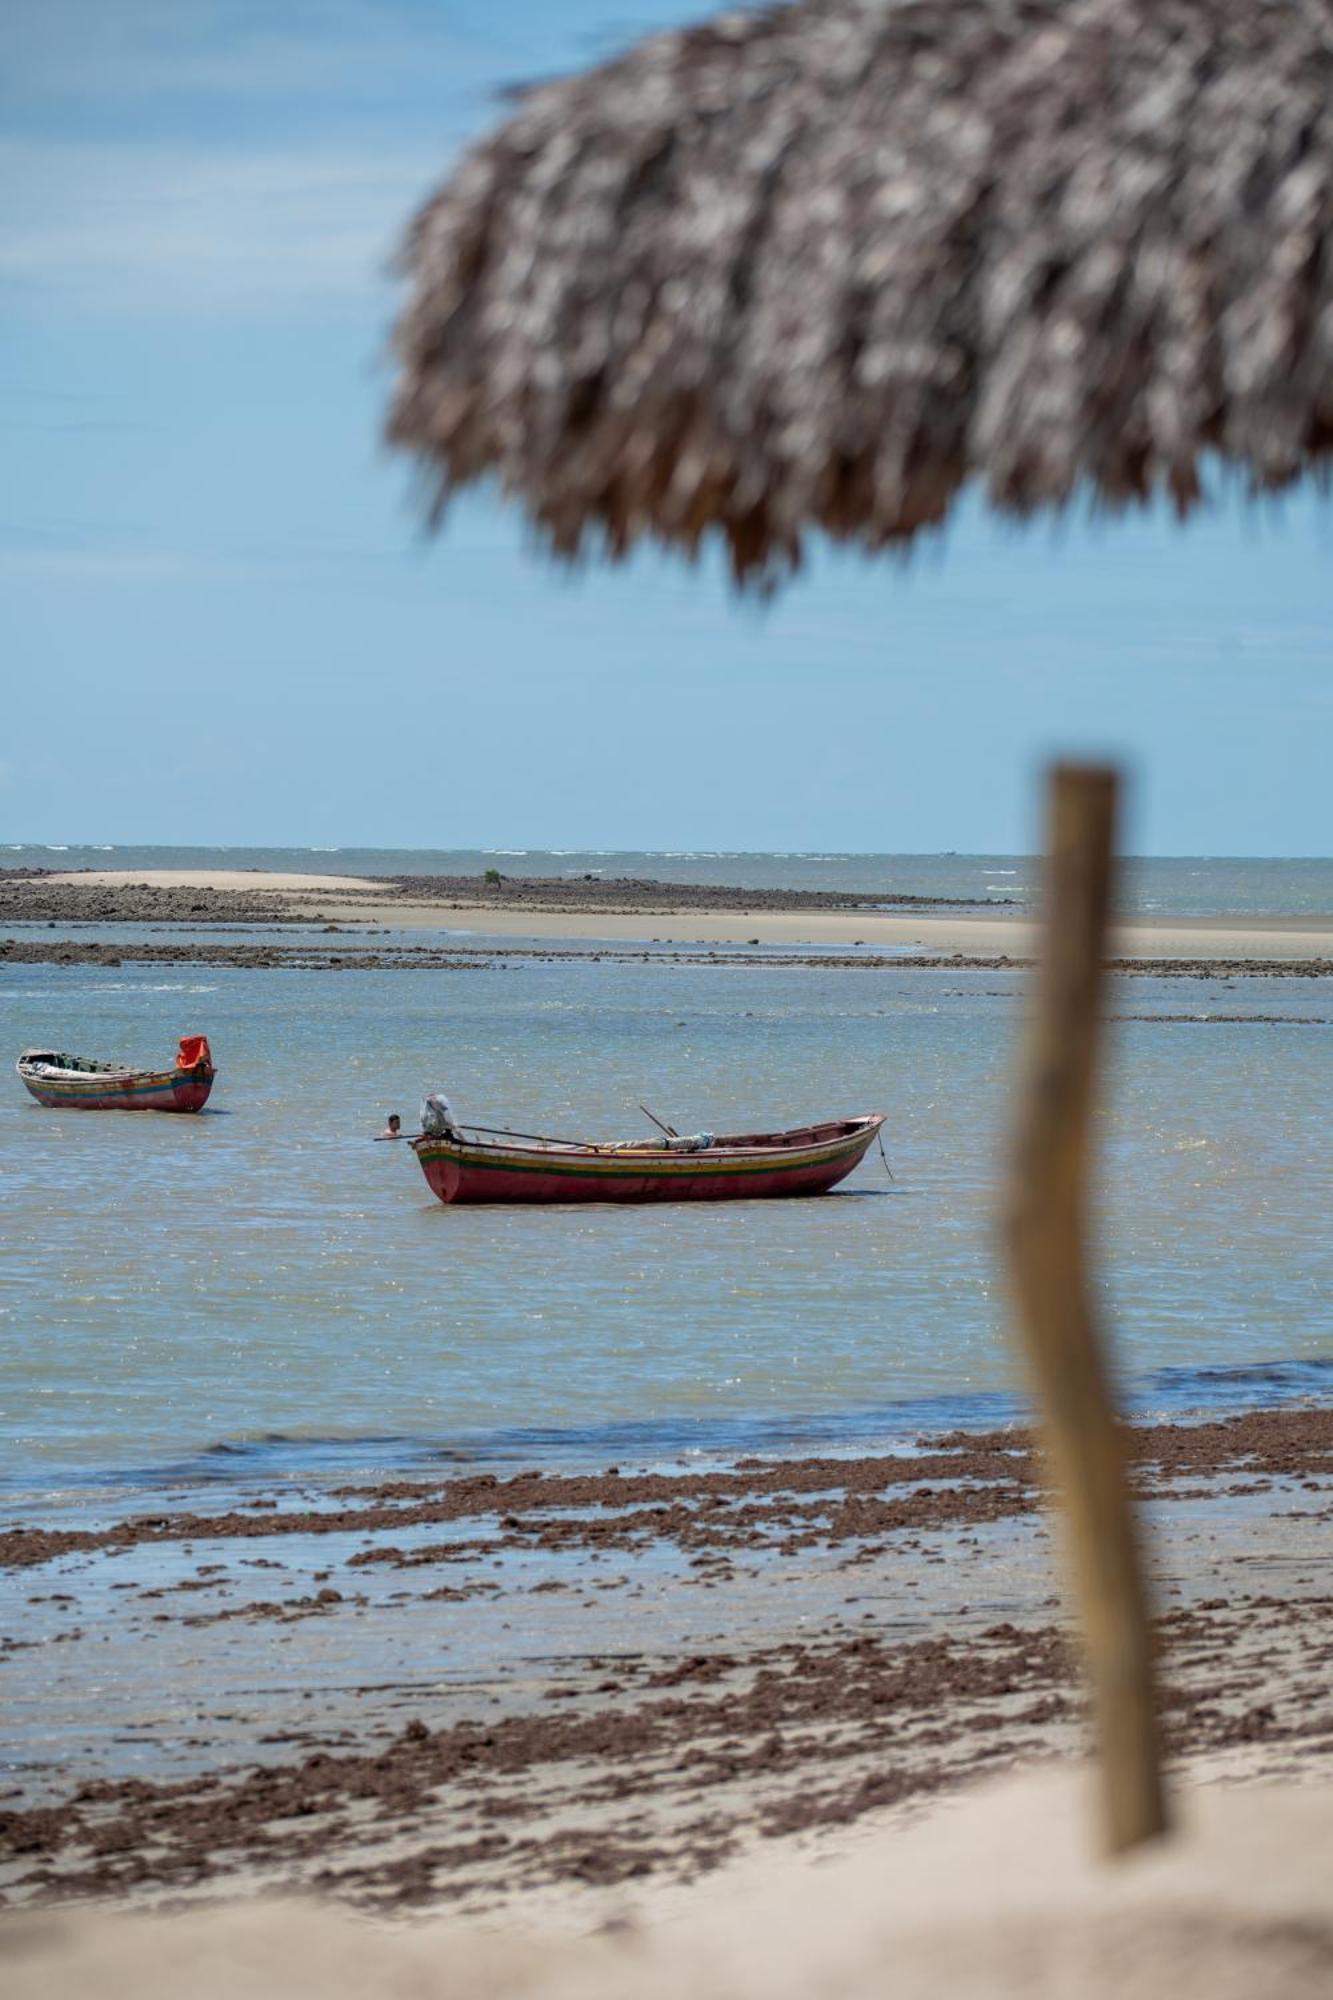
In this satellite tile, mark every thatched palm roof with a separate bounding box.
[388,0,1333,585]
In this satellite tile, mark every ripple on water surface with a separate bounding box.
[1,954,1330,1504]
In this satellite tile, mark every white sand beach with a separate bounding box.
[45,868,376,895]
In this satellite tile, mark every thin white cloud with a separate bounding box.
[4,0,503,112]
[0,3,575,321]
[1229,626,1333,656]
[0,137,443,316]
[0,542,275,583]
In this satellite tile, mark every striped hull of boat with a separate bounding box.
[18,1066,215,1113]
[412,1114,884,1206]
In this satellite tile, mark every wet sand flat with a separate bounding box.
[317,903,1333,958]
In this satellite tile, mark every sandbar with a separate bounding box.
[320,901,1333,958]
[46,868,375,894]
[13,868,1333,960]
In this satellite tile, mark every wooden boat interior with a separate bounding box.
[19,1050,132,1079]
[418,1116,878,1157]
[599,1117,875,1154]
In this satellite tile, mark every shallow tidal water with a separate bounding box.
[2,946,1330,1514]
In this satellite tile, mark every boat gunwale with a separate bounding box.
[410,1113,885,1170]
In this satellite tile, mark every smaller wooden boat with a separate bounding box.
[408,1111,886,1206]
[17,1035,216,1113]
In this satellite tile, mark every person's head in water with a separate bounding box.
[382,1112,402,1139]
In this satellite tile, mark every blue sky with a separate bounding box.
[4,0,1329,856]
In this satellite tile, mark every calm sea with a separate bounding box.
[2,873,1330,1517]
[8,844,1333,917]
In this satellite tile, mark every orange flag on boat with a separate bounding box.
[176,1034,212,1072]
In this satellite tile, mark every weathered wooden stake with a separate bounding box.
[1004,763,1168,1854]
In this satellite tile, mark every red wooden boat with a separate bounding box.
[409,1112,886,1205]
[16,1035,216,1112]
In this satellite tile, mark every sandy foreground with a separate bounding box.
[3,1764,1331,2000]
[3,1411,1331,1990]
[19,867,1333,958]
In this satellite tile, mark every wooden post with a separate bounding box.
[1004,763,1168,1853]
